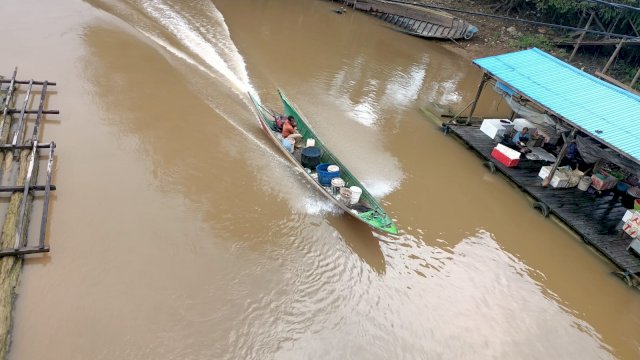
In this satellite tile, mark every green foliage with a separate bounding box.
[513,34,554,50]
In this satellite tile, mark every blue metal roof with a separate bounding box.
[473,48,640,163]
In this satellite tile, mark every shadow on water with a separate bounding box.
[326,215,386,275]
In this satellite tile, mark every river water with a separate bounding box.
[0,0,638,359]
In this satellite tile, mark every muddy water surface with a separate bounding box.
[0,0,638,359]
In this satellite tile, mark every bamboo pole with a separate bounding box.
[601,39,624,74]
[569,12,594,62]
[543,128,577,187]
[0,146,39,359]
[631,68,640,89]
[466,73,490,125]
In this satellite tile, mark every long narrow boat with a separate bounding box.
[342,0,477,40]
[249,90,398,235]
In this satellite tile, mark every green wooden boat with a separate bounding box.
[249,90,398,235]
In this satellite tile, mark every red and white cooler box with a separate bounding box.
[491,144,521,167]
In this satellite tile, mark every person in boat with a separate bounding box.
[282,115,302,147]
[511,127,531,153]
[272,115,285,132]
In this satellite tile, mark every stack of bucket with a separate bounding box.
[315,163,363,206]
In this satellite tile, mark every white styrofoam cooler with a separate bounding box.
[538,165,570,188]
[623,209,640,223]
[480,119,514,141]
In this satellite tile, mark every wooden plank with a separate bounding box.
[0,245,49,257]
[39,142,55,249]
[594,71,640,96]
[445,123,640,275]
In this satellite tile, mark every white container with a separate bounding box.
[328,165,339,173]
[577,175,592,191]
[622,209,640,223]
[306,138,315,147]
[538,165,552,179]
[339,187,352,205]
[349,186,362,204]
[538,165,571,180]
[628,238,640,254]
[480,119,513,141]
[331,177,345,195]
[550,172,570,188]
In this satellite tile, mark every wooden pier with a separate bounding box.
[442,122,640,284]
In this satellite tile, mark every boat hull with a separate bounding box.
[343,0,477,40]
[249,90,398,235]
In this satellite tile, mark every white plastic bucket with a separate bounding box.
[578,176,592,191]
[306,138,315,147]
[349,186,362,204]
[331,177,345,195]
[339,188,352,205]
[327,165,339,173]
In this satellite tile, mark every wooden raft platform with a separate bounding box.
[445,123,640,275]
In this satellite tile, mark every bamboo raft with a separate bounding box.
[0,67,58,358]
[341,0,478,40]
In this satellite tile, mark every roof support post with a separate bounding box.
[467,73,490,125]
[631,67,640,89]
[602,39,624,74]
[569,11,594,62]
[543,128,577,187]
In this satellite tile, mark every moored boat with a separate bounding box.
[249,90,398,235]
[342,0,477,40]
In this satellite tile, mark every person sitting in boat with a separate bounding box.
[274,115,286,132]
[282,115,302,147]
[512,127,531,153]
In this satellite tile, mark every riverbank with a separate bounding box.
[422,0,559,61]
[424,0,616,78]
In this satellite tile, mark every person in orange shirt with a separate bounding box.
[282,115,302,147]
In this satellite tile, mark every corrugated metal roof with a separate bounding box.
[473,48,640,163]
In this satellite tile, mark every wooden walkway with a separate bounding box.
[445,123,640,275]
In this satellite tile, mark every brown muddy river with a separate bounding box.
[0,0,638,359]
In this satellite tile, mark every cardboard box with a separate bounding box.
[480,119,514,141]
[491,144,521,167]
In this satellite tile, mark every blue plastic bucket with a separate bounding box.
[316,163,340,186]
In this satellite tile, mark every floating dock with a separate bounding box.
[442,121,640,285]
